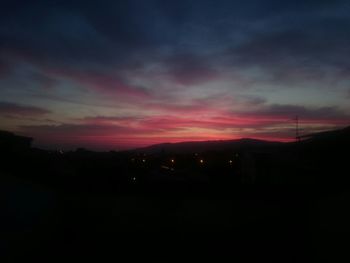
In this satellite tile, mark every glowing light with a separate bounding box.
[200,159,204,164]
[171,159,175,163]
[142,159,146,163]
[229,160,233,164]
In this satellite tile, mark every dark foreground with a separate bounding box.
[1,127,350,262]
[2,174,350,262]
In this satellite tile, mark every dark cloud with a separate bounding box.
[0,55,13,79]
[0,101,50,117]
[240,104,350,123]
[29,71,58,89]
[1,0,350,84]
[162,53,219,85]
[0,1,150,69]
[233,27,350,66]
[223,11,350,86]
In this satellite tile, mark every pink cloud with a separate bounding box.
[16,101,350,150]
[49,68,151,100]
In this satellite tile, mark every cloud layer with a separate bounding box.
[1,0,350,149]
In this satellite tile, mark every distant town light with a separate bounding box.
[200,159,204,164]
[229,160,233,164]
[171,159,175,163]
[142,159,146,163]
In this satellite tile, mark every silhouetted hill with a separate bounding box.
[131,138,284,154]
[300,126,350,145]
[0,130,32,152]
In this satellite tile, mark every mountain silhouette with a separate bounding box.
[131,138,283,154]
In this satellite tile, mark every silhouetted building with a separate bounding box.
[0,130,32,152]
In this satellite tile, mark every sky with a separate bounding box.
[0,0,350,150]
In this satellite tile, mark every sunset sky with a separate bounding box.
[1,0,349,150]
